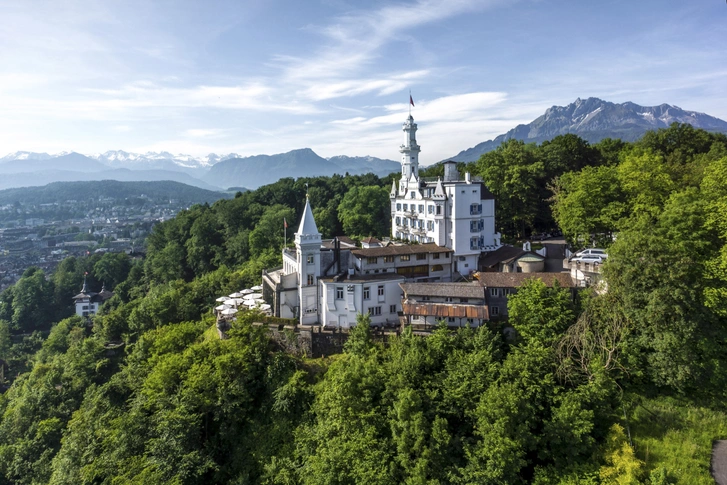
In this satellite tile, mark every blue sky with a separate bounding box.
[0,0,725,163]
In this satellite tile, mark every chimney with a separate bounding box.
[443,161,458,182]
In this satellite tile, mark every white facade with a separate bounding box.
[295,198,322,325]
[319,275,405,328]
[390,115,501,277]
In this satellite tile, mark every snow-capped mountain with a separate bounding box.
[89,150,240,171]
[448,97,727,162]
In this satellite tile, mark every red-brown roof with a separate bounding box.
[402,302,488,319]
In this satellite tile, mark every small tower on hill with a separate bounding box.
[295,197,321,325]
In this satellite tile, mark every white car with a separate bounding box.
[571,254,605,264]
[575,248,607,259]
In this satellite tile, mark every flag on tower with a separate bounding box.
[409,94,415,107]
[284,218,288,229]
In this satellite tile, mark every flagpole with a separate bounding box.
[409,89,411,116]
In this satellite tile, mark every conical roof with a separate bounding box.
[433,177,446,198]
[297,197,320,236]
[390,180,397,198]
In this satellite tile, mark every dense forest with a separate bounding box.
[0,123,726,484]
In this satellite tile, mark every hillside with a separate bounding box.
[0,180,229,206]
[448,97,727,162]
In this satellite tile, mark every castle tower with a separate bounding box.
[295,197,321,325]
[399,114,421,193]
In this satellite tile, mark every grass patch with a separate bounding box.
[627,395,727,484]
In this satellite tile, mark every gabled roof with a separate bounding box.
[433,178,446,199]
[400,282,484,299]
[297,197,320,236]
[476,272,575,288]
[479,245,544,268]
[352,242,453,258]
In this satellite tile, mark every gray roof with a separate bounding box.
[479,245,544,268]
[297,198,320,236]
[400,282,485,299]
[352,242,453,258]
[321,273,406,283]
[476,272,575,288]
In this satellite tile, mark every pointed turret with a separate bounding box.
[433,177,446,199]
[399,114,421,187]
[390,179,397,198]
[296,197,320,238]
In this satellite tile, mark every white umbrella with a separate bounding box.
[254,299,265,305]
[244,300,257,307]
[221,308,238,316]
[243,293,262,300]
[215,297,228,302]
[233,298,245,305]
[259,304,271,311]
[241,289,254,294]
[229,292,244,298]
[215,304,230,311]
[251,285,263,291]
[224,299,237,306]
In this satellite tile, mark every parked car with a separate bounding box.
[574,248,607,259]
[571,254,605,264]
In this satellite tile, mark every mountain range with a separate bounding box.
[2,97,726,191]
[447,97,727,162]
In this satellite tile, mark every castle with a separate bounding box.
[261,113,502,328]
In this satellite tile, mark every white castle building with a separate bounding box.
[261,113,501,327]
[390,115,501,276]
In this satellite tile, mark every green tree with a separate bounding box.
[337,185,391,238]
[508,278,576,348]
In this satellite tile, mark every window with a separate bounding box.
[307,274,314,285]
[307,255,314,264]
[82,305,89,310]
[410,192,415,198]
[390,304,397,313]
[443,252,449,258]
[418,204,424,213]
[384,255,395,263]
[428,205,433,214]
[336,287,344,299]
[470,203,481,215]
[367,257,378,264]
[377,285,384,296]
[396,203,401,210]
[490,288,500,297]
[470,220,479,232]
[363,287,370,299]
[416,253,426,260]
[395,216,401,225]
[412,315,420,321]
[421,296,430,301]
[403,218,408,227]
[470,237,480,250]
[445,297,453,302]
[426,221,434,231]
[433,253,440,259]
[448,317,455,323]
[436,205,442,215]
[369,306,382,316]
[401,255,410,261]
[491,306,500,316]
[403,203,408,211]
